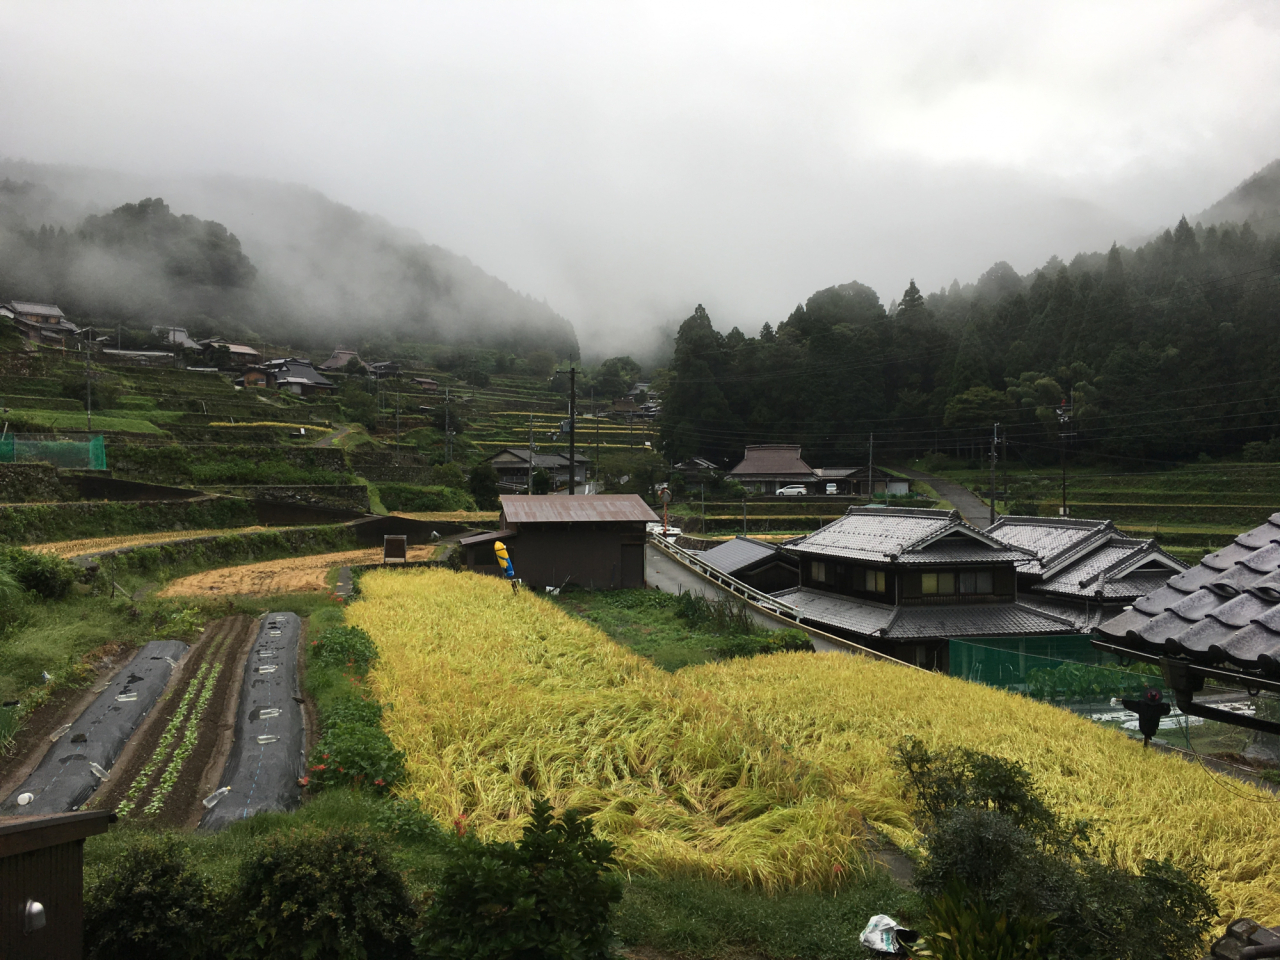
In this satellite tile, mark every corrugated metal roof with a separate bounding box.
[500,494,658,524]
[459,529,514,546]
[727,444,814,477]
[1098,513,1280,677]
[700,537,780,575]
[787,507,1028,565]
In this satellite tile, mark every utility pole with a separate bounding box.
[989,422,999,527]
[394,388,401,463]
[84,325,92,432]
[528,413,534,493]
[1001,423,1008,514]
[445,387,452,462]
[1057,395,1073,517]
[592,387,598,484]
[568,366,577,496]
[867,432,874,499]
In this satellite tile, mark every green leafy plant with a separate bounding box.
[84,836,213,960]
[921,881,1050,960]
[0,546,78,599]
[420,797,623,960]
[226,827,417,960]
[711,628,814,660]
[310,625,378,672]
[308,721,406,794]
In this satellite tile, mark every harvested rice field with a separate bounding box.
[392,510,499,523]
[30,527,279,558]
[353,567,1280,922]
[158,545,437,597]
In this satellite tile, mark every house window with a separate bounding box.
[811,560,826,583]
[959,569,994,594]
[864,568,886,593]
[922,571,955,594]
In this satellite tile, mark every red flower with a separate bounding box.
[832,864,844,874]
[300,776,310,786]
[323,754,330,759]
[311,764,326,771]
[374,778,385,786]
[338,766,344,772]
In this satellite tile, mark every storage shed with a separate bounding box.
[460,494,659,590]
[0,810,115,959]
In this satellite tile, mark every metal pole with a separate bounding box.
[593,387,598,485]
[867,432,873,499]
[568,367,576,496]
[989,422,998,527]
[528,413,534,493]
[445,386,451,462]
[742,497,746,534]
[84,326,92,432]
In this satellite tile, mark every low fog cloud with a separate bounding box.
[2,2,1280,357]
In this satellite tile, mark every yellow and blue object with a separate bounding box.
[493,540,516,579]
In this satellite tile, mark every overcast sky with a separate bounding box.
[3,1,1280,354]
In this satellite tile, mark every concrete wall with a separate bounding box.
[209,484,370,513]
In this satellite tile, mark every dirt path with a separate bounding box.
[899,468,992,528]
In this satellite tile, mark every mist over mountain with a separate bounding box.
[1191,159,1280,235]
[0,160,579,359]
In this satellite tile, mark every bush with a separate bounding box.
[711,627,814,660]
[922,880,1051,960]
[226,828,417,960]
[421,797,623,960]
[896,739,1215,960]
[468,462,501,510]
[309,721,406,794]
[675,590,755,635]
[0,546,78,599]
[84,836,213,960]
[377,483,477,512]
[310,625,378,672]
[428,462,468,490]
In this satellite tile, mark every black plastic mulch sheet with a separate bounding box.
[199,612,305,830]
[2,640,190,815]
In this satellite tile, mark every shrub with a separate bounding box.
[420,798,623,960]
[0,546,78,599]
[84,836,213,960]
[309,721,406,794]
[427,461,468,490]
[896,740,1215,960]
[310,625,378,672]
[922,880,1051,960]
[675,590,755,635]
[377,483,477,513]
[226,828,417,960]
[711,628,814,660]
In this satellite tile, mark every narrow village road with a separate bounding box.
[899,468,992,529]
[312,423,352,448]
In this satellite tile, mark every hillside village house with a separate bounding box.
[460,494,657,590]
[698,536,799,593]
[151,325,201,350]
[984,516,1187,632]
[198,337,262,367]
[411,377,439,392]
[480,447,590,490]
[261,358,336,396]
[726,444,910,496]
[319,348,361,372]
[774,506,1081,670]
[2,300,79,346]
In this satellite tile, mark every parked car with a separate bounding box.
[825,483,838,495]
[777,484,809,496]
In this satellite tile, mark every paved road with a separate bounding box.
[199,612,305,830]
[899,468,992,529]
[312,423,352,448]
[3,641,189,814]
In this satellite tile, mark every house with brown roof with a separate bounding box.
[728,445,817,494]
[2,301,79,346]
[459,494,658,590]
[319,348,362,372]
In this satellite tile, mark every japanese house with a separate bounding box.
[698,536,799,593]
[727,444,817,494]
[318,347,362,372]
[198,337,263,367]
[261,358,336,396]
[2,301,79,346]
[984,516,1186,631]
[480,447,590,490]
[774,506,1078,669]
[459,494,658,590]
[411,377,440,392]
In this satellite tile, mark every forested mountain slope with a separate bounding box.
[661,163,1280,467]
[0,162,579,359]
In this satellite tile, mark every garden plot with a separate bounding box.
[200,612,306,830]
[31,527,276,558]
[1,640,189,815]
[158,545,437,597]
[85,617,260,828]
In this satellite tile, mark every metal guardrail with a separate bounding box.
[647,533,799,618]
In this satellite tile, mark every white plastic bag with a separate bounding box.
[860,915,907,954]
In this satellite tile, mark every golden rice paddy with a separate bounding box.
[158,546,436,597]
[31,527,277,558]
[353,568,1280,920]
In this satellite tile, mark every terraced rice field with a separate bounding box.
[355,568,1280,922]
[31,527,280,558]
[158,545,437,597]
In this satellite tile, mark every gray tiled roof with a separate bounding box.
[1034,542,1185,600]
[1017,595,1108,631]
[1097,513,1280,677]
[7,300,65,318]
[788,507,1029,565]
[773,587,1074,639]
[984,516,1113,575]
[700,537,781,575]
[728,444,814,478]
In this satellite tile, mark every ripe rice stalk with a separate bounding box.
[683,652,1280,925]
[352,568,867,891]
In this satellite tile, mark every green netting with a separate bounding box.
[0,433,106,469]
[950,636,1167,704]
